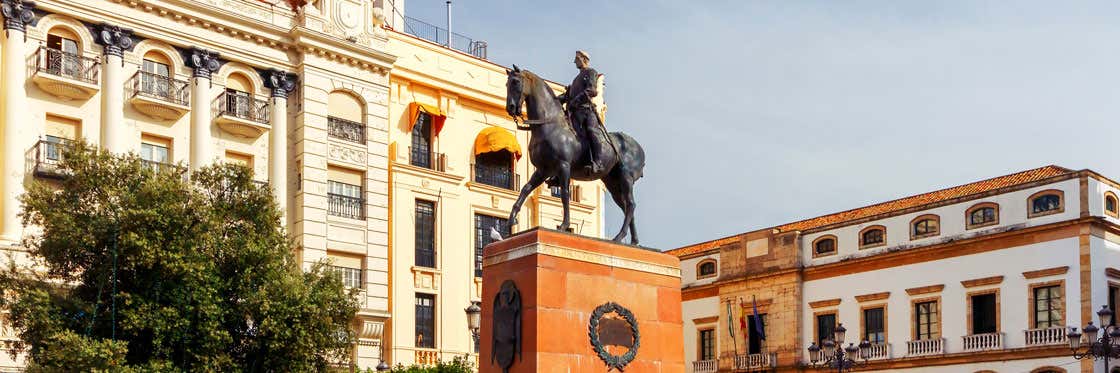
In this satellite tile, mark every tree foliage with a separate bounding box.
[1,143,358,372]
[383,356,476,373]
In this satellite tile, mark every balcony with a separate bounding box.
[962,332,1004,352]
[32,138,72,179]
[691,359,717,373]
[1025,326,1068,346]
[415,349,439,366]
[408,146,447,173]
[471,163,519,192]
[906,338,945,357]
[128,71,190,120]
[327,193,364,220]
[32,46,99,100]
[734,352,776,370]
[549,184,584,202]
[859,342,890,360]
[328,116,365,144]
[402,16,488,59]
[215,91,270,138]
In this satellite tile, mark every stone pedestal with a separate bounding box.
[480,228,684,373]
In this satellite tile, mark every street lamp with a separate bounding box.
[1068,305,1120,371]
[807,323,870,372]
[465,301,482,353]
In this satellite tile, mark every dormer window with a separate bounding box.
[859,226,886,249]
[1106,192,1118,218]
[966,203,999,229]
[1028,190,1064,218]
[910,215,940,239]
[812,236,837,257]
[697,259,717,279]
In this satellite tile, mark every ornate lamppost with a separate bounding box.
[806,324,871,372]
[1067,305,1120,372]
[466,301,482,353]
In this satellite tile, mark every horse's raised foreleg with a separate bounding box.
[506,170,547,232]
[558,165,572,232]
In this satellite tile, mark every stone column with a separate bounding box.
[94,24,133,153]
[264,69,296,221]
[0,0,34,243]
[186,48,220,171]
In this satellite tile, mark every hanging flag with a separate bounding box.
[752,295,766,340]
[726,299,735,340]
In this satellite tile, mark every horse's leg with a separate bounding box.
[506,170,547,231]
[603,176,630,242]
[558,165,572,232]
[625,190,639,245]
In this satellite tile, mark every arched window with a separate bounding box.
[1106,192,1118,218]
[859,226,886,249]
[46,27,83,79]
[812,236,837,257]
[1028,190,1064,218]
[910,215,940,239]
[327,91,366,144]
[697,259,717,279]
[1029,367,1066,373]
[140,50,173,100]
[223,72,255,118]
[966,203,999,229]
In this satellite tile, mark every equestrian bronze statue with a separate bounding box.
[501,53,646,244]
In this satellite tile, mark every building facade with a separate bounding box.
[674,166,1120,373]
[0,0,604,370]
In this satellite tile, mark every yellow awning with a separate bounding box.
[407,102,447,136]
[473,127,522,160]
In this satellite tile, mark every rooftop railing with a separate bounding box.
[402,16,487,59]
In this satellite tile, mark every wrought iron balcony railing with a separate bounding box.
[140,159,187,175]
[129,71,190,106]
[216,90,270,124]
[328,116,365,144]
[33,138,73,179]
[402,16,487,59]
[408,146,447,172]
[327,193,364,219]
[35,46,99,84]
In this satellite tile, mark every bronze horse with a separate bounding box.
[503,66,646,244]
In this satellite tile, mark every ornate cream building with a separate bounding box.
[0,0,604,370]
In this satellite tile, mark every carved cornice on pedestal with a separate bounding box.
[263,69,297,98]
[1,0,35,32]
[185,48,222,79]
[94,23,134,57]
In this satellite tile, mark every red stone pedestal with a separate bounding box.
[480,228,684,373]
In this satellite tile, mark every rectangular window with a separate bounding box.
[699,329,715,361]
[415,200,436,268]
[816,313,836,345]
[747,313,767,354]
[863,307,885,344]
[1110,285,1119,326]
[914,301,939,340]
[140,135,172,172]
[415,293,435,348]
[971,293,997,334]
[474,214,509,278]
[326,252,362,289]
[410,113,433,169]
[1033,285,1063,328]
[327,166,364,219]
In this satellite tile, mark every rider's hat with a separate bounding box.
[575,50,590,61]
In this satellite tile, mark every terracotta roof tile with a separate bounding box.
[665,165,1075,258]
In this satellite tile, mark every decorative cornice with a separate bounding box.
[1,0,35,32]
[263,69,297,98]
[94,23,133,57]
[1107,267,1120,279]
[855,292,891,303]
[808,298,841,308]
[905,284,945,296]
[961,275,1005,288]
[482,242,681,278]
[1022,266,1069,279]
[185,48,221,79]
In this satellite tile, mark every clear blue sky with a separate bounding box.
[402,0,1120,250]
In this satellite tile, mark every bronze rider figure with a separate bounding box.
[557,50,611,174]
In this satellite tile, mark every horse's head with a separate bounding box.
[505,65,526,120]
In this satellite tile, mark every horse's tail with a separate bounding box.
[608,132,645,182]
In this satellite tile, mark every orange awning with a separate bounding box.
[473,127,522,160]
[407,102,447,136]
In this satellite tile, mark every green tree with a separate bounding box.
[1,143,358,372]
